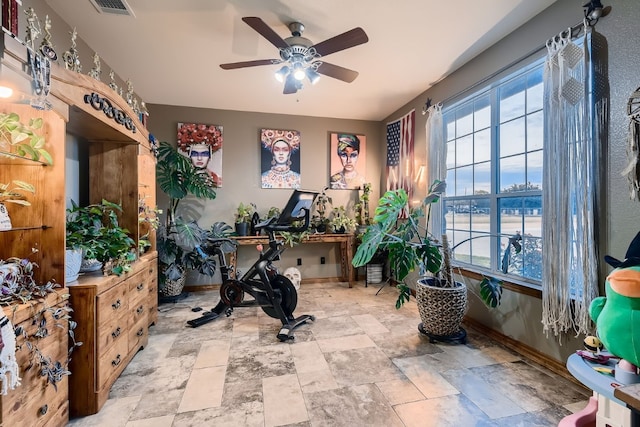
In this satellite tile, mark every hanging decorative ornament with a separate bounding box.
[88,52,102,81]
[39,14,58,61]
[62,27,82,73]
[622,87,640,200]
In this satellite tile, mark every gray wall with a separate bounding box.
[383,0,640,362]
[148,104,383,282]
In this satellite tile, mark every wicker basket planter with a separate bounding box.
[159,265,187,298]
[416,277,467,343]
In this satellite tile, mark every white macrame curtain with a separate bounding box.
[425,104,445,236]
[541,22,605,337]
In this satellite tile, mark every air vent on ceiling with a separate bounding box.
[88,0,135,17]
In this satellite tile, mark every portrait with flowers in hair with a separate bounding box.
[260,128,301,189]
[177,122,223,187]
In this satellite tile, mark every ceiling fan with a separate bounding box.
[220,17,369,94]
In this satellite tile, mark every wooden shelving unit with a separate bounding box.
[0,31,158,424]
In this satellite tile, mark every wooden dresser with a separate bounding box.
[66,255,157,416]
[0,292,70,427]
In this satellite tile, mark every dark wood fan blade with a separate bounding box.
[283,74,298,94]
[311,27,368,57]
[315,62,359,83]
[242,17,289,50]
[220,59,279,70]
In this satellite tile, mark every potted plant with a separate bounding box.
[157,220,232,300]
[352,180,468,342]
[66,199,137,277]
[234,202,256,236]
[156,140,217,298]
[328,205,357,233]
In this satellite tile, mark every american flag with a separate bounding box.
[386,110,415,202]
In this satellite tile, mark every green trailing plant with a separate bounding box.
[0,112,53,164]
[328,205,357,233]
[65,199,136,276]
[279,221,310,247]
[0,251,82,390]
[266,206,281,219]
[0,179,35,206]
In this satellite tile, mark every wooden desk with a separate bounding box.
[230,233,355,287]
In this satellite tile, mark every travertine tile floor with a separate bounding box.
[68,280,590,427]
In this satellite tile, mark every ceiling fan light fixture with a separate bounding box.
[307,69,321,85]
[274,65,289,82]
[293,64,306,81]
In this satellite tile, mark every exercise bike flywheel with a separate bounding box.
[261,275,298,319]
[220,280,245,306]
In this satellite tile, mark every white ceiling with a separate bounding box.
[43,0,556,121]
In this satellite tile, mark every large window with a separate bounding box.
[443,60,544,286]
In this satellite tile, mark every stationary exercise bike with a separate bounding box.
[187,190,318,342]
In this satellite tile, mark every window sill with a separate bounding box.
[452,265,542,300]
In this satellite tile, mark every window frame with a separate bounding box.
[442,56,546,291]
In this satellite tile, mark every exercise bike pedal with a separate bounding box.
[225,307,234,317]
[277,326,295,342]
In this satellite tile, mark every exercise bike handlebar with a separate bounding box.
[257,207,312,233]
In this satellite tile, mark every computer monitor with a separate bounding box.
[277,190,319,225]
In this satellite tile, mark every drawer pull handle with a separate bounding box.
[137,306,144,315]
[112,299,122,310]
[136,328,144,337]
[112,354,122,367]
[39,404,48,415]
[112,327,121,338]
[137,283,144,291]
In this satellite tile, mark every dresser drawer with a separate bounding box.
[5,376,69,427]
[128,272,149,308]
[96,283,128,327]
[96,337,129,389]
[130,299,147,326]
[128,316,148,352]
[2,301,69,426]
[97,313,128,353]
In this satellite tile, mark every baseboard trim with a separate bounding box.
[463,317,587,391]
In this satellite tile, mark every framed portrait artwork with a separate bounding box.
[177,122,223,187]
[329,132,366,189]
[260,128,301,189]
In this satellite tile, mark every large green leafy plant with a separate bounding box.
[353,181,446,280]
[156,141,218,285]
[66,199,136,276]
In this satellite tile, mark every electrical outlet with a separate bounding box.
[297,258,302,266]
[320,257,326,264]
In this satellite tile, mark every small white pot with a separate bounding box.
[65,248,83,282]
